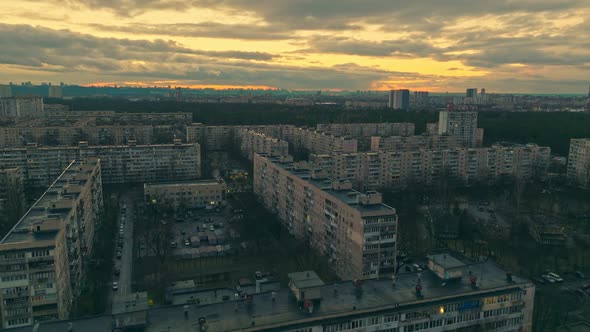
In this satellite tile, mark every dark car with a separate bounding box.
[114,268,121,276]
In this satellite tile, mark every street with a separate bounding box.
[107,194,136,311]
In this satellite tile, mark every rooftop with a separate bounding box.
[145,179,225,189]
[427,253,468,269]
[0,159,97,245]
[288,271,325,289]
[3,257,532,332]
[147,260,530,332]
[261,154,396,215]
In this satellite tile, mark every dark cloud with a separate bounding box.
[0,23,421,89]
[0,24,276,65]
[85,22,295,40]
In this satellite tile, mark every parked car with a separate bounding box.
[184,240,191,246]
[116,251,122,259]
[112,282,118,291]
[548,272,563,282]
[542,274,556,283]
[209,226,215,231]
[114,268,120,276]
[576,271,586,279]
[170,241,177,248]
[202,224,208,230]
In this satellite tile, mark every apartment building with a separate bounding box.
[2,252,536,332]
[159,253,533,332]
[310,143,551,191]
[0,97,44,118]
[0,158,103,329]
[370,135,459,152]
[0,122,183,148]
[0,168,26,229]
[316,122,415,137]
[254,154,398,280]
[144,179,227,209]
[438,111,479,147]
[567,138,590,188]
[291,127,358,155]
[0,142,201,187]
[237,129,289,161]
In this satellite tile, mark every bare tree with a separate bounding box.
[513,176,526,220]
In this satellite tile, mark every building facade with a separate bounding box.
[316,123,415,138]
[0,142,201,187]
[392,89,410,111]
[0,97,44,118]
[370,135,459,152]
[310,143,551,191]
[438,111,479,147]
[290,128,358,155]
[144,179,227,209]
[0,168,26,231]
[237,129,289,161]
[0,159,103,329]
[567,138,590,188]
[254,154,398,280]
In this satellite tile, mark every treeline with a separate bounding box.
[48,98,590,155]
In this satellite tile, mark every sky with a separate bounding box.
[1,0,590,92]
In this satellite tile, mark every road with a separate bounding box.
[108,195,135,311]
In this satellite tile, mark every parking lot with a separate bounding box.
[468,202,511,239]
[137,205,243,259]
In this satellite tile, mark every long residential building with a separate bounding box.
[0,168,26,231]
[144,179,227,209]
[2,253,536,332]
[254,154,398,280]
[0,158,103,329]
[310,143,551,191]
[0,111,193,148]
[0,141,201,187]
[0,97,44,118]
[291,127,358,155]
[316,123,415,137]
[371,134,459,152]
[237,129,289,161]
[567,138,590,188]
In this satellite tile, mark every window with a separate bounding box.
[384,314,400,323]
[369,316,381,326]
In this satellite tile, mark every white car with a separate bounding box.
[209,226,215,231]
[112,282,118,291]
[542,274,556,283]
[548,272,563,282]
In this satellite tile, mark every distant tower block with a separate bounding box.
[175,87,182,102]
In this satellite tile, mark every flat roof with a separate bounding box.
[146,260,531,332]
[427,253,467,269]
[0,159,96,245]
[4,315,113,332]
[145,179,225,188]
[260,155,396,215]
[288,271,325,289]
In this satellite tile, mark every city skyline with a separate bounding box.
[1,1,590,93]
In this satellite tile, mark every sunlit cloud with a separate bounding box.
[0,0,589,92]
